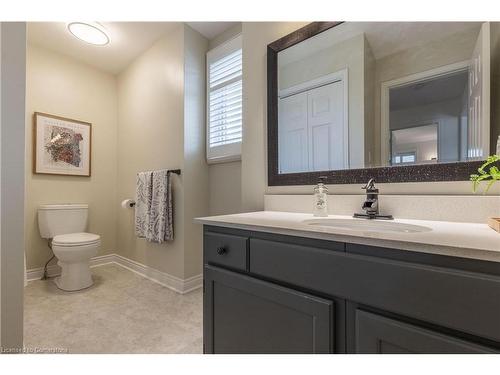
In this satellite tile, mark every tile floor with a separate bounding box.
[24,263,203,354]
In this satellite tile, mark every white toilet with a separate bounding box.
[38,204,101,291]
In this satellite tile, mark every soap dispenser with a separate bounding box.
[313,176,329,217]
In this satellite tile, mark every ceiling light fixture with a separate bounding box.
[67,22,109,46]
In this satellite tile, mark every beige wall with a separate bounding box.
[242,22,308,211]
[209,23,242,50]
[208,24,243,215]
[183,25,209,278]
[25,44,118,269]
[208,161,242,215]
[117,24,208,280]
[279,34,363,90]
[117,25,186,279]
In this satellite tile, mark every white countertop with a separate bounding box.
[195,211,500,263]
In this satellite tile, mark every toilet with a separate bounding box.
[38,204,101,291]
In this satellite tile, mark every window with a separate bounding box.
[393,152,417,164]
[206,35,242,163]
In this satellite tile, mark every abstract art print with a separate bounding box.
[34,112,91,176]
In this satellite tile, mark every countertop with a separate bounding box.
[195,211,500,263]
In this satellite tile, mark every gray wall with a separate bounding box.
[1,22,26,351]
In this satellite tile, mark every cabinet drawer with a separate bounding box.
[249,238,346,293]
[355,310,497,353]
[250,238,500,342]
[204,231,248,271]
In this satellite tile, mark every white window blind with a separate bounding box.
[206,35,242,162]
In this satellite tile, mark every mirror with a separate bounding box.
[268,22,500,185]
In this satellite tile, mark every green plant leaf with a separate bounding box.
[470,154,500,193]
[484,178,497,193]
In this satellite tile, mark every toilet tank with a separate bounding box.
[38,204,89,239]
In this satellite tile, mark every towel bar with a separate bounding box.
[125,168,181,209]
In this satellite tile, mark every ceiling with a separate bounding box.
[279,22,482,66]
[187,22,238,39]
[28,22,238,75]
[393,124,438,144]
[390,70,469,111]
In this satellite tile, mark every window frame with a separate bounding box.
[206,34,242,164]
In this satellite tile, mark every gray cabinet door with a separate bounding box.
[204,265,334,354]
[355,310,497,354]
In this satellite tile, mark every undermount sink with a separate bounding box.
[302,218,432,234]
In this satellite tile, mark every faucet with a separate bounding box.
[353,178,393,220]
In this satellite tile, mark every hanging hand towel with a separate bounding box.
[148,169,174,243]
[135,171,153,238]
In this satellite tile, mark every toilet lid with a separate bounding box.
[52,232,100,247]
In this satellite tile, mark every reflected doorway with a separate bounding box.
[385,66,470,166]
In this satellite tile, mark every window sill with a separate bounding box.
[207,154,241,165]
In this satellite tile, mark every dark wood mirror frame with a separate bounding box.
[267,22,485,186]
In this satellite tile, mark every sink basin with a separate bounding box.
[302,218,432,233]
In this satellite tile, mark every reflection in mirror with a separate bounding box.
[276,22,499,175]
[388,70,469,166]
[392,124,438,165]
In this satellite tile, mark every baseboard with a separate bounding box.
[112,254,202,294]
[26,263,59,281]
[26,254,115,281]
[26,253,202,295]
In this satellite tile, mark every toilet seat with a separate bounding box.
[53,232,100,247]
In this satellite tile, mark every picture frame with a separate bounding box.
[33,112,92,177]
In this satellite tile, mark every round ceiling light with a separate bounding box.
[67,22,109,46]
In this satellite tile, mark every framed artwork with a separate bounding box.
[33,112,92,176]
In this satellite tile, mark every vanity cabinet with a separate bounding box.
[203,226,500,354]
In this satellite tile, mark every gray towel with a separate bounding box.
[149,169,173,243]
[135,171,153,239]
[135,170,173,243]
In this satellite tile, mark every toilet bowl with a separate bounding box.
[38,204,100,292]
[52,232,100,291]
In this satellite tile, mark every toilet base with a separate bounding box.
[54,261,94,291]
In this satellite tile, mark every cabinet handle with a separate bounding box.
[216,246,227,255]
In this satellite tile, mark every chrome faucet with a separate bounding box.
[353,178,393,220]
